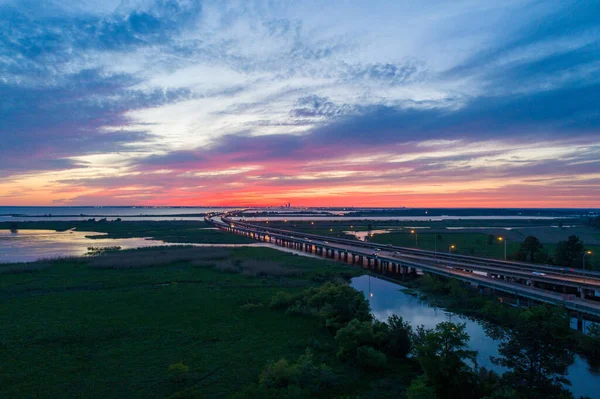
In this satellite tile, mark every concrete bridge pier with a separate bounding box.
[577,312,584,332]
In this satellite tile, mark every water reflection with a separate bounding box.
[344,229,394,241]
[350,275,600,399]
[0,229,268,263]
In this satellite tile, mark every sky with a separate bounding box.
[1,0,599,207]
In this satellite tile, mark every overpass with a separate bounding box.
[207,212,600,323]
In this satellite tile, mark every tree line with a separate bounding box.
[234,282,599,399]
[514,235,594,269]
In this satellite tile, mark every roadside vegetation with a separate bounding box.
[254,219,600,269]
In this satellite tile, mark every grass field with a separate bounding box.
[0,246,417,399]
[0,220,254,244]
[368,231,521,258]
[258,220,600,267]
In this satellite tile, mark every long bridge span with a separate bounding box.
[206,212,600,324]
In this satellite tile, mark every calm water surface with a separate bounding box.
[235,215,565,221]
[0,206,232,222]
[350,275,600,399]
[0,229,284,263]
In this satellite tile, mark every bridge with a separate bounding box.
[206,212,600,324]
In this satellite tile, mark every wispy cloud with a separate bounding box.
[1,0,599,206]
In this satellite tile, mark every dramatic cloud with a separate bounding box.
[1,0,599,206]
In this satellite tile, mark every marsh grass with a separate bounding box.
[87,247,232,269]
[0,246,373,399]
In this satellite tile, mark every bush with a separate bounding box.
[270,283,372,332]
[256,349,333,396]
[385,315,412,358]
[260,359,295,388]
[270,291,300,310]
[406,376,438,399]
[355,346,387,370]
[335,319,379,361]
[168,362,190,383]
[296,283,372,331]
[579,323,600,366]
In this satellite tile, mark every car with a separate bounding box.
[370,252,378,256]
[324,241,329,244]
[375,248,381,251]
[532,272,546,276]
[392,251,399,255]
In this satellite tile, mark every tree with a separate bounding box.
[413,322,478,399]
[355,346,387,370]
[516,236,544,263]
[335,319,380,361]
[554,235,585,268]
[277,282,372,332]
[385,315,412,358]
[258,349,333,395]
[492,306,574,399]
[405,376,438,399]
[579,322,600,368]
[168,362,190,383]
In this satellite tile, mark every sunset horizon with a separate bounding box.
[2,1,599,208]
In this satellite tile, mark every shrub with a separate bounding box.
[305,282,372,330]
[580,323,600,366]
[405,376,438,399]
[355,346,387,370]
[168,362,190,383]
[335,319,379,361]
[385,315,412,358]
[257,349,333,395]
[270,283,372,332]
[260,359,295,388]
[270,291,300,310]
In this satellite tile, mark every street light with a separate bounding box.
[411,230,418,248]
[583,250,592,287]
[498,237,507,260]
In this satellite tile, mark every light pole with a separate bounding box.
[449,245,455,265]
[411,229,418,248]
[498,237,507,260]
[583,250,592,286]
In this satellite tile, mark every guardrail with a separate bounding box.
[220,214,600,281]
[211,215,600,317]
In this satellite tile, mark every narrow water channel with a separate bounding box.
[350,275,600,399]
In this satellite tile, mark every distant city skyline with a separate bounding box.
[1,0,599,207]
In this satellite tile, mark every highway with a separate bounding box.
[207,213,600,319]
